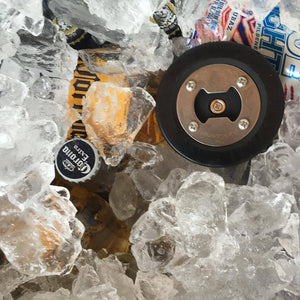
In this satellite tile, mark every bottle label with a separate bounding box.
[252,7,300,101]
[202,1,300,101]
[67,56,129,140]
[55,138,99,182]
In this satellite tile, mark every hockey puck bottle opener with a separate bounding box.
[156,42,285,167]
[55,138,100,182]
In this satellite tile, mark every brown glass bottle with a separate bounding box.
[52,46,166,257]
[52,174,130,257]
[52,56,131,257]
[135,70,165,145]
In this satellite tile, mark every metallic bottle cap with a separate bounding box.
[55,138,100,182]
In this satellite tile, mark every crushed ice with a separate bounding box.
[0,0,300,299]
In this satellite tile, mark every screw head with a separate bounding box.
[186,80,196,92]
[188,121,199,132]
[236,76,248,88]
[210,99,226,114]
[238,119,250,130]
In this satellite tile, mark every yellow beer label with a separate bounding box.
[83,83,131,146]
[67,57,129,140]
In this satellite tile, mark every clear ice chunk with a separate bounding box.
[248,142,300,204]
[0,29,20,61]
[19,289,72,300]
[0,58,38,86]
[151,141,208,181]
[0,263,35,298]
[130,172,226,272]
[73,249,136,300]
[24,94,70,139]
[122,23,174,73]
[2,249,138,299]
[130,169,162,202]
[131,219,177,272]
[0,0,44,62]
[13,18,77,81]
[83,0,166,35]
[155,168,188,199]
[228,185,294,235]
[3,0,43,23]
[176,172,226,230]
[0,0,39,60]
[286,256,300,297]
[0,0,44,40]
[48,0,128,46]
[109,173,140,221]
[79,25,173,74]
[82,82,155,166]
[135,271,177,300]
[78,47,126,76]
[109,144,164,224]
[278,213,299,258]
[0,106,60,185]
[130,170,299,299]
[0,174,84,275]
[279,101,300,150]
[0,74,28,107]
[126,142,163,170]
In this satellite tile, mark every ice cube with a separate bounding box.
[13,19,77,81]
[131,169,162,202]
[248,142,300,205]
[82,82,155,166]
[109,173,140,221]
[135,271,177,300]
[126,142,163,169]
[279,101,300,150]
[0,181,84,276]
[0,74,28,108]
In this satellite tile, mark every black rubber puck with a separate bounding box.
[156,42,284,167]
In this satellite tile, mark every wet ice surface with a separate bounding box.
[0,0,83,282]
[82,82,156,166]
[48,0,174,73]
[0,177,84,276]
[248,142,300,205]
[1,0,300,299]
[130,172,299,299]
[1,249,137,299]
[279,101,300,150]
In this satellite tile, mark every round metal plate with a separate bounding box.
[176,64,261,146]
[156,42,285,167]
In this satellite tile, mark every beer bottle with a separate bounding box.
[43,0,102,50]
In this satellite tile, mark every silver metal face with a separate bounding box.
[238,119,250,130]
[188,121,199,132]
[176,64,261,147]
[236,76,248,88]
[186,80,196,92]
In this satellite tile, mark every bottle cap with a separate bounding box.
[55,138,100,182]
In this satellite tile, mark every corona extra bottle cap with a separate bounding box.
[55,138,100,182]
